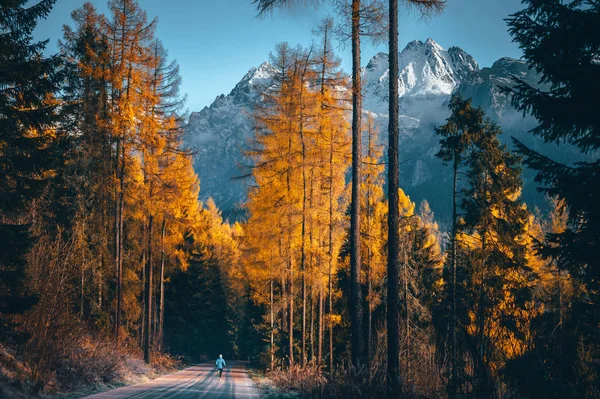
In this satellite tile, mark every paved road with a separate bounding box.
[83,361,259,398]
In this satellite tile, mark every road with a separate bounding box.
[83,361,259,399]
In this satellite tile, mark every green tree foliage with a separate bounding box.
[461,118,532,398]
[0,0,61,341]
[434,94,480,398]
[505,1,600,396]
[435,94,539,398]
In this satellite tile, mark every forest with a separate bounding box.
[0,0,598,398]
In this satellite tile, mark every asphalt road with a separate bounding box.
[83,361,259,399]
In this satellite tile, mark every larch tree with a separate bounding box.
[253,0,387,369]
[104,0,156,341]
[247,42,304,366]
[360,114,386,364]
[313,18,351,370]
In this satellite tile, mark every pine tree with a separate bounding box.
[0,0,61,341]
[506,2,600,390]
[60,0,113,327]
[434,93,481,398]
[461,119,533,398]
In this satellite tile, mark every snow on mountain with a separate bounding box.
[184,62,277,217]
[363,39,479,117]
[185,38,541,222]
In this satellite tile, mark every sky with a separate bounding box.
[34,0,526,112]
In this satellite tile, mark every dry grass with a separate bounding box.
[0,332,182,398]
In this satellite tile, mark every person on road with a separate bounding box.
[216,354,226,379]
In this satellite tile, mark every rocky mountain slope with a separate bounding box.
[184,38,544,223]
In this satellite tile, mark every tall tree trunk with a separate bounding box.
[287,119,295,368]
[116,179,124,340]
[328,265,333,372]
[141,231,146,348]
[366,129,373,364]
[98,257,103,313]
[144,215,154,364]
[350,0,364,368]
[449,157,459,398]
[557,260,563,394]
[289,256,294,367]
[158,218,166,351]
[271,279,275,371]
[366,245,372,363]
[279,236,287,368]
[309,290,315,365]
[475,172,489,398]
[328,123,335,372]
[80,266,85,318]
[318,285,323,366]
[300,142,307,368]
[387,0,402,396]
[114,138,121,340]
[404,251,410,387]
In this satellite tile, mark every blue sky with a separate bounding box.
[35,0,526,111]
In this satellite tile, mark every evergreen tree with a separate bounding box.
[0,0,60,341]
[461,119,532,398]
[60,2,113,325]
[506,3,600,394]
[434,93,480,398]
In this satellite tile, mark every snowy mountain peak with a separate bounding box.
[447,46,479,79]
[363,39,479,114]
[365,52,389,71]
[184,38,535,219]
[425,37,443,50]
[230,62,277,104]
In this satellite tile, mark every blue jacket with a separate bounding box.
[216,358,226,369]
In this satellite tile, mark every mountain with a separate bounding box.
[184,62,276,217]
[184,38,544,224]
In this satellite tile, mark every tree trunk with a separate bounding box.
[318,285,323,366]
[310,290,315,365]
[449,157,459,398]
[289,256,294,367]
[328,121,335,372]
[404,251,410,387]
[158,218,166,351]
[144,215,154,364]
[141,229,146,348]
[350,0,364,368]
[114,138,122,340]
[300,145,307,368]
[80,266,85,318]
[271,279,275,371]
[388,0,402,396]
[116,182,124,340]
[366,130,373,363]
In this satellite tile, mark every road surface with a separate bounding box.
[83,361,259,398]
